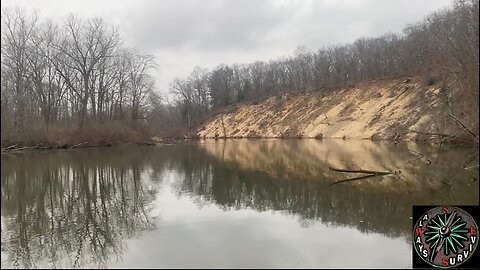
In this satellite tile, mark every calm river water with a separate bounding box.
[1,139,478,268]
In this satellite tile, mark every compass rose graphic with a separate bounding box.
[413,206,478,268]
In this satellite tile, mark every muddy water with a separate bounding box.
[1,139,478,268]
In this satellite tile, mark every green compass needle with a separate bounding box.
[447,237,456,254]
[452,222,466,231]
[452,233,468,241]
[426,233,440,242]
[452,236,464,248]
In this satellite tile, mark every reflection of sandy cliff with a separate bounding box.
[170,140,478,241]
[197,139,479,197]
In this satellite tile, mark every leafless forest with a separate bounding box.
[1,0,478,147]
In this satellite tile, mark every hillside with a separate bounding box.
[197,77,471,143]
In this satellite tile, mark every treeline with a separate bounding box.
[1,8,156,146]
[1,0,478,145]
[169,0,478,141]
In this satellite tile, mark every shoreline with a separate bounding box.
[2,136,474,153]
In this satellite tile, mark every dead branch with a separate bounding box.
[393,133,400,144]
[464,164,479,170]
[318,121,334,126]
[329,174,386,186]
[69,142,88,149]
[406,129,452,137]
[1,144,52,152]
[328,166,392,175]
[443,84,479,144]
[7,146,31,152]
[401,149,432,166]
[2,144,18,151]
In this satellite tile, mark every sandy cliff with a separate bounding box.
[197,77,459,142]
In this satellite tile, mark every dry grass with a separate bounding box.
[1,120,152,148]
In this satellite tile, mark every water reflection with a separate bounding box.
[197,139,479,193]
[174,141,477,238]
[1,149,156,268]
[1,140,478,268]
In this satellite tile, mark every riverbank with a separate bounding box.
[196,76,478,144]
[1,120,157,153]
[3,76,477,153]
[1,135,184,153]
[1,141,152,153]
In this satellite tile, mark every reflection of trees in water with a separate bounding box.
[177,160,410,239]
[1,143,477,267]
[1,150,155,268]
[172,143,478,240]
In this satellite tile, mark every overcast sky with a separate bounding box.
[1,0,452,98]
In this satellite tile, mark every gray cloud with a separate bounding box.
[292,0,453,48]
[123,0,295,52]
[2,0,453,95]
[120,0,451,54]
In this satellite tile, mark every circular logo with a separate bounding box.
[413,206,478,268]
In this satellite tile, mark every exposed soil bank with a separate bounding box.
[197,77,474,143]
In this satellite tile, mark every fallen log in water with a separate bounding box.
[328,166,395,186]
[2,145,39,152]
[328,166,392,175]
[329,174,386,186]
[2,144,18,151]
[69,142,89,149]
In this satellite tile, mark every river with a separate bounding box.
[1,139,478,268]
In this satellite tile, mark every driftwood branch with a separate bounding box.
[69,142,88,149]
[2,144,18,151]
[328,166,396,187]
[9,146,31,152]
[328,166,392,175]
[329,174,386,186]
[2,144,43,152]
[400,149,432,166]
